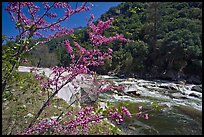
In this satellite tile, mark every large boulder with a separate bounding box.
[191,85,202,93]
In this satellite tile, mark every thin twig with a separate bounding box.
[37,2,87,30]
[27,4,35,21]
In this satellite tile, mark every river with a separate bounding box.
[18,66,202,135]
[97,75,202,135]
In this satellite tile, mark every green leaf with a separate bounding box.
[130,9,136,13]
[25,25,31,29]
[151,101,161,110]
[96,108,103,113]
[16,22,21,28]
[2,35,7,39]
[107,101,112,107]
[102,109,108,116]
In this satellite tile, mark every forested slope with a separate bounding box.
[20,2,202,83]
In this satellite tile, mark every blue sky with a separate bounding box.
[2,2,122,38]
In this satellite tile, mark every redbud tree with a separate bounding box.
[3,2,149,135]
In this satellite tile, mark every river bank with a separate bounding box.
[107,70,202,85]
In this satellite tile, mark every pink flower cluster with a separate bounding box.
[87,14,129,46]
[47,28,74,40]
[21,106,104,135]
[62,39,113,75]
[21,118,62,135]
[42,2,50,10]
[121,106,132,118]
[136,106,149,120]
[53,2,67,8]
[46,12,57,18]
[107,106,132,125]
[108,110,124,125]
[63,107,102,135]
[64,40,73,54]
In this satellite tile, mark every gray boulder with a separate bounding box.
[191,85,202,93]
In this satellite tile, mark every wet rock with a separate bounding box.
[142,85,149,88]
[158,84,178,90]
[108,71,117,76]
[169,85,178,90]
[127,78,136,81]
[188,92,200,98]
[119,74,126,79]
[191,85,202,93]
[170,93,188,99]
[126,90,141,96]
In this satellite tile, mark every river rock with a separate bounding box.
[158,84,178,90]
[142,85,149,88]
[119,74,126,79]
[188,92,200,98]
[170,93,188,99]
[191,85,202,93]
[127,78,136,81]
[126,90,141,96]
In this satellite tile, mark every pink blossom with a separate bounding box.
[64,40,73,54]
[34,32,44,38]
[108,110,124,125]
[108,48,113,54]
[42,2,50,10]
[46,12,57,18]
[73,41,86,54]
[136,111,142,119]
[70,54,75,59]
[54,2,67,8]
[121,106,132,118]
[143,114,149,120]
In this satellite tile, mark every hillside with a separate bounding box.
[26,2,202,84]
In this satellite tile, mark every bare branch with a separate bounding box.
[27,73,76,129]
